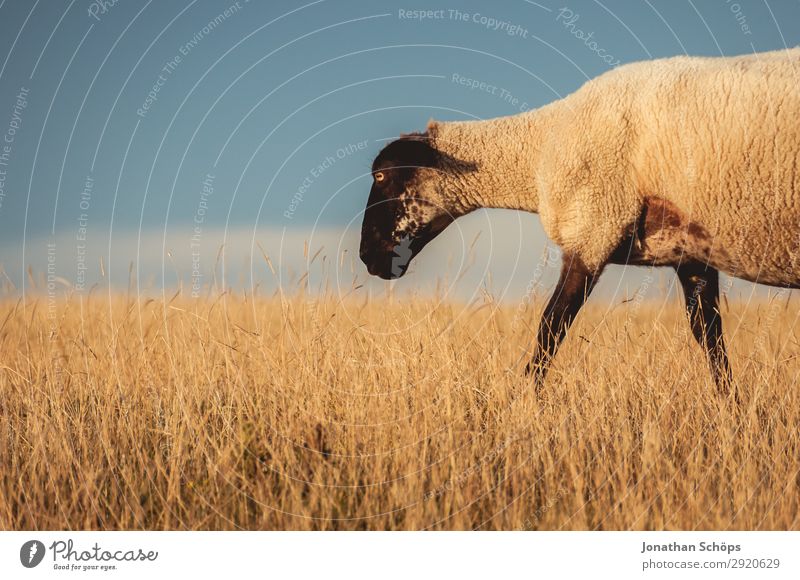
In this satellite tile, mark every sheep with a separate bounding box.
[359,48,800,395]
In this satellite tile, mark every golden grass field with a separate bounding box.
[1,288,798,530]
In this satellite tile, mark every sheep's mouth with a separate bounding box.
[360,216,453,280]
[362,237,414,280]
[366,261,408,280]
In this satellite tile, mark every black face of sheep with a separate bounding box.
[359,135,454,280]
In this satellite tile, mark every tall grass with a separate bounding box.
[0,289,798,530]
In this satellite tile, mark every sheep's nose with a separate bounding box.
[359,248,379,274]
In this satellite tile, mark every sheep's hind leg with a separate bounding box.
[675,263,734,398]
[525,253,601,389]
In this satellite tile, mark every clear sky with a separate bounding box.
[0,0,798,300]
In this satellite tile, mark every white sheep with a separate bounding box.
[359,48,800,395]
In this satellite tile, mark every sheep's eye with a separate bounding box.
[374,172,385,183]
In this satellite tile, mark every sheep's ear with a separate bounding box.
[425,118,440,138]
[399,130,430,142]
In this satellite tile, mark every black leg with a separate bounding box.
[675,264,733,395]
[525,254,601,388]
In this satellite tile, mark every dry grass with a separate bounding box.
[0,289,798,530]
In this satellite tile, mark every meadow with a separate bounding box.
[0,285,798,530]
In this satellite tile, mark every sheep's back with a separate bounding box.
[622,49,800,284]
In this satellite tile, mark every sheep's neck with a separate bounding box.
[431,107,554,215]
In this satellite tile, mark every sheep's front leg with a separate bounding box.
[525,253,601,388]
[675,264,734,396]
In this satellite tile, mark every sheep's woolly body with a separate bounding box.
[429,48,800,284]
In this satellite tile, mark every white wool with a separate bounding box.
[426,48,800,283]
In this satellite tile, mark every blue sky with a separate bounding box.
[0,0,798,299]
